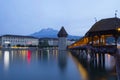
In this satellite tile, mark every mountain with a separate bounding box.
[31,28,81,40]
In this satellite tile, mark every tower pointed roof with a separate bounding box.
[57,26,68,37]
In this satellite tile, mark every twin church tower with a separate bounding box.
[57,26,68,50]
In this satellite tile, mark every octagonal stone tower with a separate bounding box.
[57,26,68,50]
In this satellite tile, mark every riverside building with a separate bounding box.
[39,38,58,47]
[0,35,39,48]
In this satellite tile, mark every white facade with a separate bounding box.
[48,39,58,46]
[39,38,58,46]
[1,35,39,48]
[39,38,74,47]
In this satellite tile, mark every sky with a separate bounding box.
[0,0,120,36]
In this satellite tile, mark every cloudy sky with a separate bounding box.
[0,0,120,36]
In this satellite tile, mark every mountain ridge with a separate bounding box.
[30,28,81,40]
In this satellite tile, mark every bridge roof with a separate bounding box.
[88,17,120,33]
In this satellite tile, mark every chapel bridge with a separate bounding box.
[67,17,120,80]
[68,17,120,54]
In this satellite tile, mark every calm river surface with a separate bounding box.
[0,48,119,80]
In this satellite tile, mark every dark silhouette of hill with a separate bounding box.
[31,28,81,40]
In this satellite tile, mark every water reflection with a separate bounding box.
[71,49,119,80]
[27,50,31,64]
[88,53,117,80]
[58,50,67,71]
[39,49,59,63]
[0,50,2,59]
[1,48,119,80]
[105,54,115,70]
[40,50,49,62]
[116,61,120,80]
[71,52,88,80]
[115,49,120,80]
[4,51,10,71]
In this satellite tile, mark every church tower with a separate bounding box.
[57,26,68,50]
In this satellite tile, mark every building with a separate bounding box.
[57,27,68,50]
[39,37,75,48]
[39,38,58,47]
[0,35,39,48]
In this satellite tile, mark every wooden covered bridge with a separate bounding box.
[69,17,120,54]
[68,17,120,71]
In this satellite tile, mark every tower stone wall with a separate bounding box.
[58,37,67,50]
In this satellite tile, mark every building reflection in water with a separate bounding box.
[89,53,117,80]
[53,49,58,60]
[1,48,120,80]
[4,50,33,65]
[115,49,120,80]
[41,50,49,62]
[105,54,115,70]
[27,50,31,64]
[4,51,10,71]
[47,49,50,60]
[38,48,58,62]
[58,50,67,71]
[71,50,119,80]
[0,50,2,60]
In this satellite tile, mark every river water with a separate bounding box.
[0,48,119,80]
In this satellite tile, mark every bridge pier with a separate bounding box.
[97,53,105,69]
[98,53,102,68]
[70,47,106,70]
[89,52,97,69]
[102,53,105,69]
[94,53,97,68]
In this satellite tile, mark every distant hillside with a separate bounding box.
[31,28,81,40]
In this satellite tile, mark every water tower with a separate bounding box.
[57,26,68,50]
